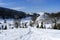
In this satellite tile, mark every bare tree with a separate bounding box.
[45,12,60,29]
[31,13,40,27]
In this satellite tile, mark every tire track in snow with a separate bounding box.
[20,28,33,40]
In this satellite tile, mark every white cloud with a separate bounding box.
[0,2,15,7]
[11,7,26,11]
[0,2,8,6]
[0,2,26,11]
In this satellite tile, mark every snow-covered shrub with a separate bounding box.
[53,24,60,29]
[40,21,44,28]
[57,24,60,29]
[14,19,20,28]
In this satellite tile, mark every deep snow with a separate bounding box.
[1,27,60,40]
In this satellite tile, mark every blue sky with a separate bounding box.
[0,0,60,13]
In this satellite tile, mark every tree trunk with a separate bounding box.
[53,18,57,29]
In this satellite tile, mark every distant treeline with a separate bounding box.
[0,7,33,19]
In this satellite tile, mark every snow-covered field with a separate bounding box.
[0,27,60,40]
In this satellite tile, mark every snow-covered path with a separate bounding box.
[1,28,60,40]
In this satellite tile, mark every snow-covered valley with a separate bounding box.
[0,5,60,40]
[1,28,60,40]
[0,12,60,40]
